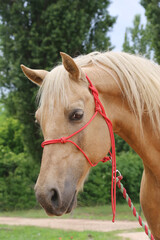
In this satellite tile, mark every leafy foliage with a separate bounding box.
[116,152,143,203]
[0,146,39,211]
[0,107,39,210]
[78,163,112,206]
[123,14,153,58]
[0,117,24,154]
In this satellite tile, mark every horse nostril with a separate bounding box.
[51,189,60,208]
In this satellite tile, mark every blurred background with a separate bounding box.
[0,0,158,214]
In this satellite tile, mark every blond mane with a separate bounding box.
[38,51,160,130]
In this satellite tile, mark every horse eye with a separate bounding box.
[69,109,84,121]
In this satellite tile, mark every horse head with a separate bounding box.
[21,52,111,216]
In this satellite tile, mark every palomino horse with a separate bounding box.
[21,51,160,239]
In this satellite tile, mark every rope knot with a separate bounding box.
[60,137,66,144]
[101,156,111,163]
[95,103,102,113]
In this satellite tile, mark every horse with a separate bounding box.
[21,51,160,240]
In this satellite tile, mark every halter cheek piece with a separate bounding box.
[41,74,117,222]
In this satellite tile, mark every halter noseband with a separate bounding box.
[41,74,116,222]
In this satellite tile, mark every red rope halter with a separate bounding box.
[41,74,117,222]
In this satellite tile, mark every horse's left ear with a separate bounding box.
[21,64,48,86]
[60,52,79,80]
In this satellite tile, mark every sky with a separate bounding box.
[108,0,146,51]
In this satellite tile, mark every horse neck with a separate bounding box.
[84,65,160,179]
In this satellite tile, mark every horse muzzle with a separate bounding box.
[35,186,77,216]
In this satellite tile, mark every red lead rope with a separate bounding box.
[41,74,117,222]
[86,75,116,222]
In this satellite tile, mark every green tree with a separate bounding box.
[0,105,39,210]
[0,117,24,154]
[0,0,116,161]
[0,147,39,210]
[141,0,160,63]
[123,14,153,58]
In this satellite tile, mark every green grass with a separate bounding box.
[0,225,122,240]
[0,204,145,221]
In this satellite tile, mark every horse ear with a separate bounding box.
[21,64,48,86]
[60,52,79,80]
